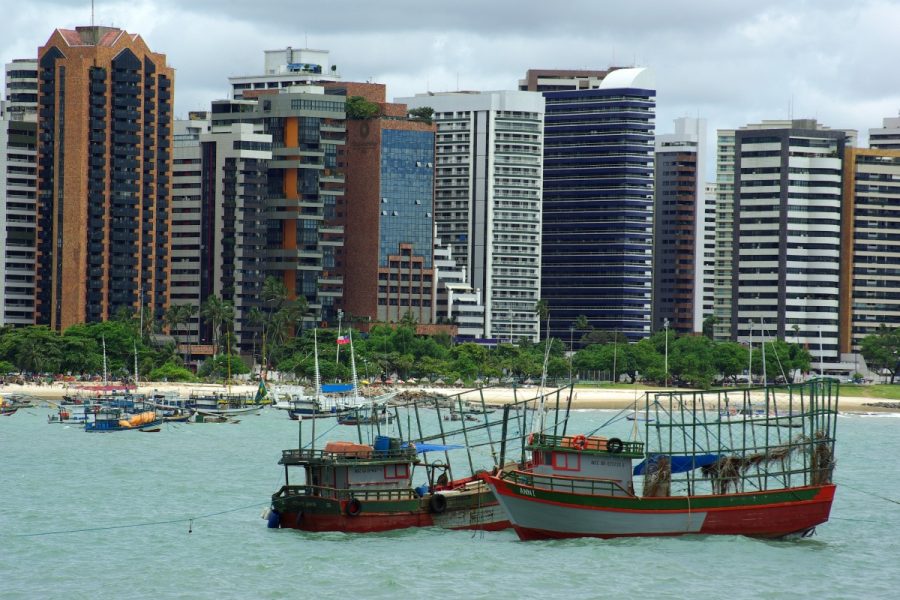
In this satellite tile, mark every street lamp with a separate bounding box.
[569,327,574,382]
[664,318,669,389]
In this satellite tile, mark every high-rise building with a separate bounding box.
[0,59,38,325]
[230,47,339,99]
[199,118,272,352]
[702,182,717,328]
[330,83,436,326]
[518,69,614,92]
[215,50,347,328]
[537,67,655,343]
[169,113,210,348]
[653,117,708,334]
[400,90,545,342]
[712,129,736,340]
[731,119,854,366]
[35,26,174,330]
[840,116,900,353]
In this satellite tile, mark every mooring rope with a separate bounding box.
[8,501,270,538]
[836,481,900,507]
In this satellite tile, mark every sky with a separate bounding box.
[4,0,900,177]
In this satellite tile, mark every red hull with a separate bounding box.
[278,510,509,533]
[504,484,836,540]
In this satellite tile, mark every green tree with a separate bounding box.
[860,327,900,383]
[669,335,717,388]
[408,106,434,124]
[713,341,750,384]
[346,96,381,119]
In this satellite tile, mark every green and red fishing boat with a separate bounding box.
[268,436,509,533]
[481,378,839,540]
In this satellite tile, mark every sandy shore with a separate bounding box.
[2,380,894,413]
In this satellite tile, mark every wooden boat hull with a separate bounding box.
[483,474,835,540]
[271,487,509,533]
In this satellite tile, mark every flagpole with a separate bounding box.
[335,309,343,364]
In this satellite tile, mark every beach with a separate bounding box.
[3,380,892,413]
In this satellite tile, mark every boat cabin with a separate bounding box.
[527,434,644,497]
[280,436,419,501]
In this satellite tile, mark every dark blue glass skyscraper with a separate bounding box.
[538,68,655,344]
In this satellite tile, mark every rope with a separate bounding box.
[8,501,270,538]
[837,481,900,506]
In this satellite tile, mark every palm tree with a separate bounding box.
[201,296,233,358]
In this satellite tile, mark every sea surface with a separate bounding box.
[2,404,899,599]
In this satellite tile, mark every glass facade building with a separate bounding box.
[540,68,655,343]
[379,129,434,269]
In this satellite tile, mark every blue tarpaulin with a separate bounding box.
[404,443,464,453]
[321,383,354,393]
[633,454,721,475]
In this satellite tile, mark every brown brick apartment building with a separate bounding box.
[35,26,174,329]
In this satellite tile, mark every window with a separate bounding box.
[552,452,580,472]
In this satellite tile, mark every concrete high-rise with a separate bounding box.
[0,59,38,325]
[35,26,174,329]
[840,115,900,354]
[712,129,736,340]
[653,117,708,334]
[731,120,854,366]
[216,49,348,329]
[537,67,655,343]
[400,90,545,342]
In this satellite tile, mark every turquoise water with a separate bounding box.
[2,407,898,599]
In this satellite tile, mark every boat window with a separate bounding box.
[384,464,409,480]
[552,452,580,472]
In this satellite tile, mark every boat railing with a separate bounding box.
[273,484,418,502]
[529,433,644,456]
[280,446,417,465]
[503,470,633,497]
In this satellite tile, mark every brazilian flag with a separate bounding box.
[255,379,269,405]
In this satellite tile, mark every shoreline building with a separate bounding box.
[730,119,854,367]
[327,82,436,327]
[219,49,347,329]
[35,26,174,330]
[0,59,38,325]
[533,67,655,343]
[712,129,735,341]
[840,115,900,355]
[652,117,708,334]
[169,114,209,349]
[399,90,545,342]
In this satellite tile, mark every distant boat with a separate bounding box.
[84,406,163,432]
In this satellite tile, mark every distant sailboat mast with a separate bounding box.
[102,335,108,388]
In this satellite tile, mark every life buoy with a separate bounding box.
[346,498,362,516]
[429,493,447,514]
[607,437,624,454]
[572,434,587,450]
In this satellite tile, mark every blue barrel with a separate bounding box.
[374,435,391,453]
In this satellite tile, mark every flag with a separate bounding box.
[254,379,268,403]
[337,335,350,345]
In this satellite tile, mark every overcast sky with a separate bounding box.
[4,0,900,177]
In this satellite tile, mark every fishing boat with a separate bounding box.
[337,404,394,425]
[267,435,509,533]
[480,379,839,540]
[84,406,164,432]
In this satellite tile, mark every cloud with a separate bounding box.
[3,0,900,169]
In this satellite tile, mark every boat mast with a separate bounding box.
[311,329,320,453]
[134,340,139,389]
[761,320,767,387]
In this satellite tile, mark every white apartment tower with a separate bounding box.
[731,119,855,366]
[400,90,545,342]
[0,59,38,325]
